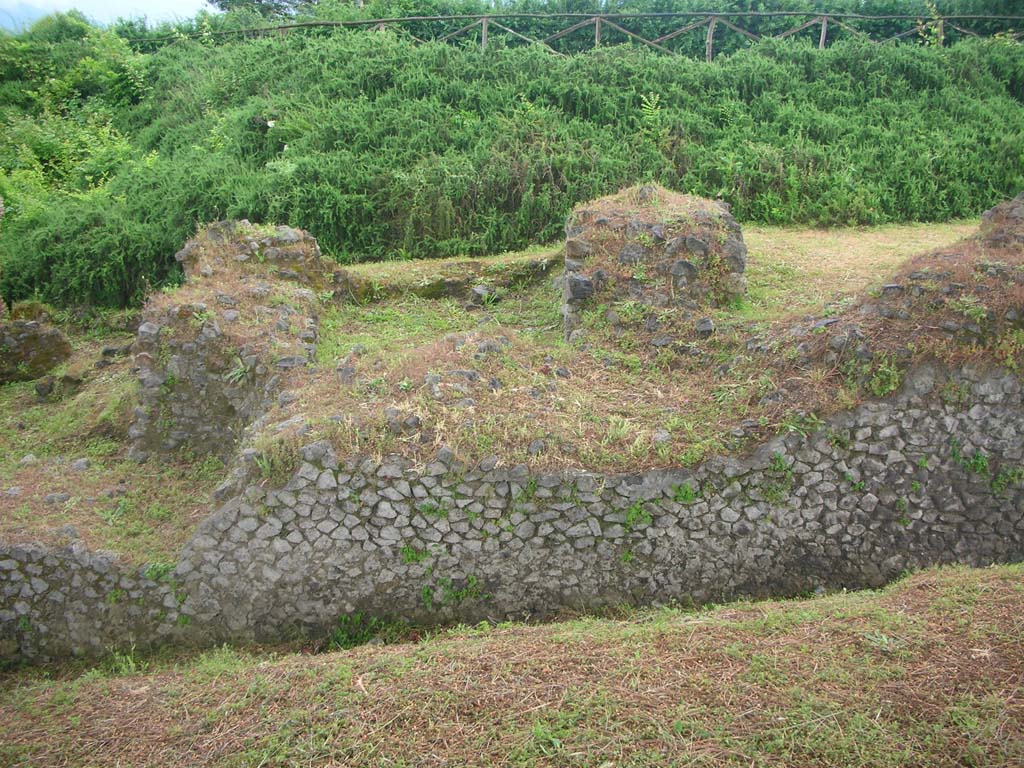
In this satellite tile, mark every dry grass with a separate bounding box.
[739,221,977,322]
[252,220,992,476]
[571,183,724,222]
[0,334,223,564]
[2,564,1021,767]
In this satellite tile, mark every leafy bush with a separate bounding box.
[2,15,1023,308]
[867,356,903,397]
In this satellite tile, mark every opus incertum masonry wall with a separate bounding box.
[3,362,1022,661]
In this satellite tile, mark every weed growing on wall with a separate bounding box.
[950,439,990,476]
[672,482,698,504]
[868,356,903,398]
[624,502,652,533]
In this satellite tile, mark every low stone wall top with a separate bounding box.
[175,220,329,286]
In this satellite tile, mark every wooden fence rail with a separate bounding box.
[130,12,1024,60]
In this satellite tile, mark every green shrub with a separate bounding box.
[867,356,902,397]
[328,611,407,650]
[2,16,1024,308]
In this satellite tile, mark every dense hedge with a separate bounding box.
[1,10,1023,307]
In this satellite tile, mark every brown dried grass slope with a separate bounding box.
[0,329,224,565]
[1,564,1021,767]
[255,220,986,476]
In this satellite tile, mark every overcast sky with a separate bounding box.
[0,0,213,27]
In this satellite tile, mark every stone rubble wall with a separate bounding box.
[561,185,747,341]
[127,304,314,462]
[0,320,72,384]
[3,362,1022,660]
[0,543,188,660]
[128,223,323,461]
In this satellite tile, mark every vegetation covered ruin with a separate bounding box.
[1,4,1023,766]
[1,190,1021,658]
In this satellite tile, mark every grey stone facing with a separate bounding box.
[2,362,1023,661]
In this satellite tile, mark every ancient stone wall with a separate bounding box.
[128,223,323,461]
[0,543,188,660]
[4,362,1022,660]
[561,184,747,342]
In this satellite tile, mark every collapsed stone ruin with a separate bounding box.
[980,190,1024,249]
[561,184,747,341]
[128,222,326,461]
[3,190,1024,662]
[0,320,71,385]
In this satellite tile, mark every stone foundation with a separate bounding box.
[4,362,1022,660]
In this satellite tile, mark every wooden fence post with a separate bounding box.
[705,17,717,62]
[128,12,1024,57]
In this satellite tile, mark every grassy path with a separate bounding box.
[2,564,1021,767]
